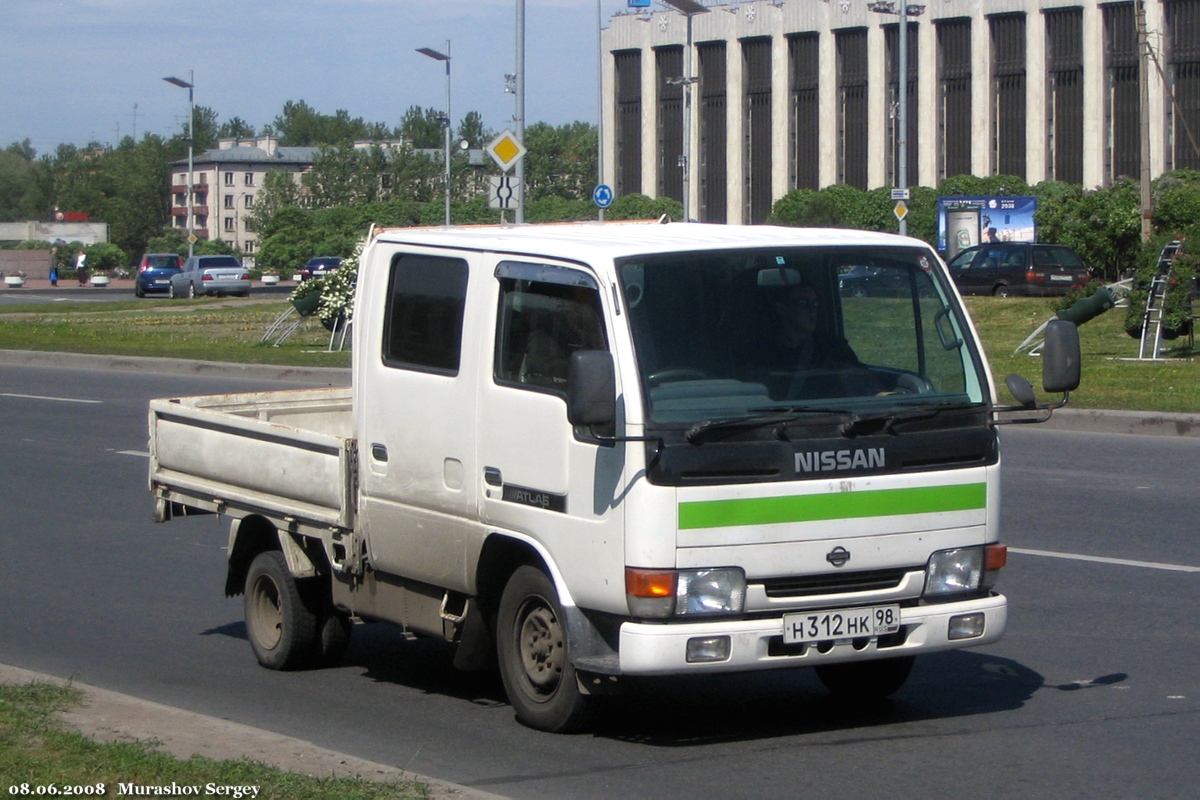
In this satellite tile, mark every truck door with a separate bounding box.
[357,251,482,591]
[477,260,627,609]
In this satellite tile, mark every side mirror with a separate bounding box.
[1042,318,1081,394]
[567,350,616,427]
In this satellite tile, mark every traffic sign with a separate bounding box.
[485,130,526,172]
[891,188,910,201]
[489,175,522,210]
[593,184,614,209]
[893,201,908,221]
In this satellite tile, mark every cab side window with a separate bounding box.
[494,268,606,394]
[383,253,469,375]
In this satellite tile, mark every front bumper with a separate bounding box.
[616,593,1006,675]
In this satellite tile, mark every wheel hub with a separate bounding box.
[519,604,563,691]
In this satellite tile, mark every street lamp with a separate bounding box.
[417,43,453,226]
[163,72,195,258]
[869,2,924,236]
[662,0,710,223]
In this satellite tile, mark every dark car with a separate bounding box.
[169,255,251,299]
[299,257,342,281]
[838,265,914,298]
[946,242,1092,297]
[134,253,183,297]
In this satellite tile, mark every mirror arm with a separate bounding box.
[992,391,1070,425]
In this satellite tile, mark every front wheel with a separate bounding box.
[815,655,915,700]
[187,282,196,299]
[496,565,594,732]
[244,550,317,670]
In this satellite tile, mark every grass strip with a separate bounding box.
[0,682,428,799]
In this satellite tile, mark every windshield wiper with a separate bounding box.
[839,401,979,438]
[686,407,851,444]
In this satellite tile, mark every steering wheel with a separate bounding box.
[647,368,709,386]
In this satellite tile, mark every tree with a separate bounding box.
[399,106,445,149]
[457,111,493,149]
[523,121,597,202]
[218,117,257,140]
[0,145,47,221]
[267,100,393,147]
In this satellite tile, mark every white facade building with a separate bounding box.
[601,0,1197,224]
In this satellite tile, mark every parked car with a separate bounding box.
[299,256,342,281]
[134,253,183,297]
[838,264,915,298]
[946,242,1092,297]
[169,255,251,299]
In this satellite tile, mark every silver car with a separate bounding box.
[170,255,251,298]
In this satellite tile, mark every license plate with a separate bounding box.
[154,280,169,285]
[1049,274,1073,281]
[782,605,900,644]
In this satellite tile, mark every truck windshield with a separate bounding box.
[617,246,987,426]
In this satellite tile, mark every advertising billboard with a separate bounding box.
[936,196,1037,260]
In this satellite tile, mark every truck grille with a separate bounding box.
[761,568,916,598]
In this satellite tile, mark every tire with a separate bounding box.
[815,655,916,701]
[134,283,144,298]
[496,565,594,732]
[850,285,868,298]
[187,283,196,299]
[244,550,317,670]
[992,284,1010,298]
[167,283,176,299]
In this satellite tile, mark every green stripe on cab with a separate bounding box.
[678,483,987,530]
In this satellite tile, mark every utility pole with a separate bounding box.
[1137,0,1153,243]
[515,0,526,224]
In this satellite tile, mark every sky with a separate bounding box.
[1,0,645,158]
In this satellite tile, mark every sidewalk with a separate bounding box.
[0,663,504,799]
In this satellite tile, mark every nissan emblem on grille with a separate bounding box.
[826,546,851,568]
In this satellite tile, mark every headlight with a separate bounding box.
[924,546,983,596]
[626,567,746,618]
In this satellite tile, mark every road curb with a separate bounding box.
[0,349,351,385]
[0,663,505,800]
[1040,407,1200,438]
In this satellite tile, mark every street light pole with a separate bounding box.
[662,0,710,223]
[869,2,924,236]
[163,71,195,259]
[417,43,453,226]
[897,2,909,236]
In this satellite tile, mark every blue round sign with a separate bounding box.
[593,184,614,209]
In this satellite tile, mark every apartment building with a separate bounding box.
[169,136,318,257]
[601,0,1198,224]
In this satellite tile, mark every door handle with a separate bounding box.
[484,467,503,487]
[371,443,388,462]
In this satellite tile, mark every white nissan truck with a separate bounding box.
[148,221,1080,731]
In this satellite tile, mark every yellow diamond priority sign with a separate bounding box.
[486,130,526,172]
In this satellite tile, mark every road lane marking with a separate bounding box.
[1,392,102,404]
[117,450,150,457]
[1011,547,1200,573]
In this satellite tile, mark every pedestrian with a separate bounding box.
[75,249,87,286]
[49,246,59,286]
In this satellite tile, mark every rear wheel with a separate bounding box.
[815,655,915,700]
[187,283,196,299]
[244,550,316,670]
[496,565,594,732]
[992,284,1011,298]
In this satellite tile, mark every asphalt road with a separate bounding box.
[1,362,1197,799]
